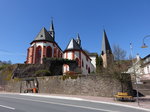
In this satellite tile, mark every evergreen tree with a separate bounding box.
[96,55,103,73]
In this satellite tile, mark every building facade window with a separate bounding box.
[46,46,52,57]
[82,60,84,67]
[35,46,42,64]
[88,67,90,73]
[147,66,150,74]
[76,58,80,67]
[86,64,88,70]
[58,50,60,58]
[54,48,57,57]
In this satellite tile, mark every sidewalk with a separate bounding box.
[46,94,150,110]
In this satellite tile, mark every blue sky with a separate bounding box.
[0,0,150,63]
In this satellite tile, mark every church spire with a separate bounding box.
[76,33,81,47]
[49,19,55,40]
[101,29,114,68]
[101,29,112,55]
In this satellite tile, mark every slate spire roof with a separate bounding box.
[101,30,112,54]
[50,19,54,31]
[77,33,80,39]
[76,33,81,47]
[32,27,54,43]
[49,19,55,40]
[65,38,82,51]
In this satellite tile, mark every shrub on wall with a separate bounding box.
[0,64,17,85]
[35,70,51,76]
[62,73,79,80]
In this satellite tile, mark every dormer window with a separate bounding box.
[40,35,43,37]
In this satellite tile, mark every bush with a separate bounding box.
[62,71,81,80]
[35,70,51,76]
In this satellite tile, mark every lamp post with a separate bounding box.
[141,35,150,48]
[130,43,140,106]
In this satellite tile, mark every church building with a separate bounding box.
[26,21,63,64]
[63,34,96,75]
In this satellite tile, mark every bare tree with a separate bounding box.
[113,44,126,60]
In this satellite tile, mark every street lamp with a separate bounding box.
[141,35,150,48]
[130,43,139,106]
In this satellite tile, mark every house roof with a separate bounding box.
[64,38,92,60]
[87,53,98,57]
[32,27,54,43]
[83,50,98,56]
[101,30,112,54]
[65,39,82,51]
[141,54,150,66]
[30,27,62,51]
[143,54,150,60]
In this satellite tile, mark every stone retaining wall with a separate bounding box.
[5,75,133,97]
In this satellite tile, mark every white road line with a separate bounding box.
[20,93,83,101]
[0,104,15,110]
[0,95,117,112]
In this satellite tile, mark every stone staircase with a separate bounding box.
[132,82,150,95]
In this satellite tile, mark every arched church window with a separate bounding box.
[58,50,60,58]
[46,46,52,58]
[60,53,63,58]
[54,48,57,57]
[76,58,80,67]
[35,46,42,64]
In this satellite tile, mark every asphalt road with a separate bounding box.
[0,93,149,112]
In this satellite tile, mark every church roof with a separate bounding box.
[65,39,82,51]
[32,27,54,43]
[101,30,112,54]
[64,37,91,60]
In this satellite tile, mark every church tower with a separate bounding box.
[101,30,114,68]
[49,20,55,40]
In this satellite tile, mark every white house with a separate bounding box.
[141,54,150,81]
[127,54,150,83]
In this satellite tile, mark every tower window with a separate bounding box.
[82,60,84,67]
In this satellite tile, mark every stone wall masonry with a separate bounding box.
[5,75,133,97]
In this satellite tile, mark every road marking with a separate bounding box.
[20,93,83,101]
[0,104,15,110]
[0,95,117,112]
